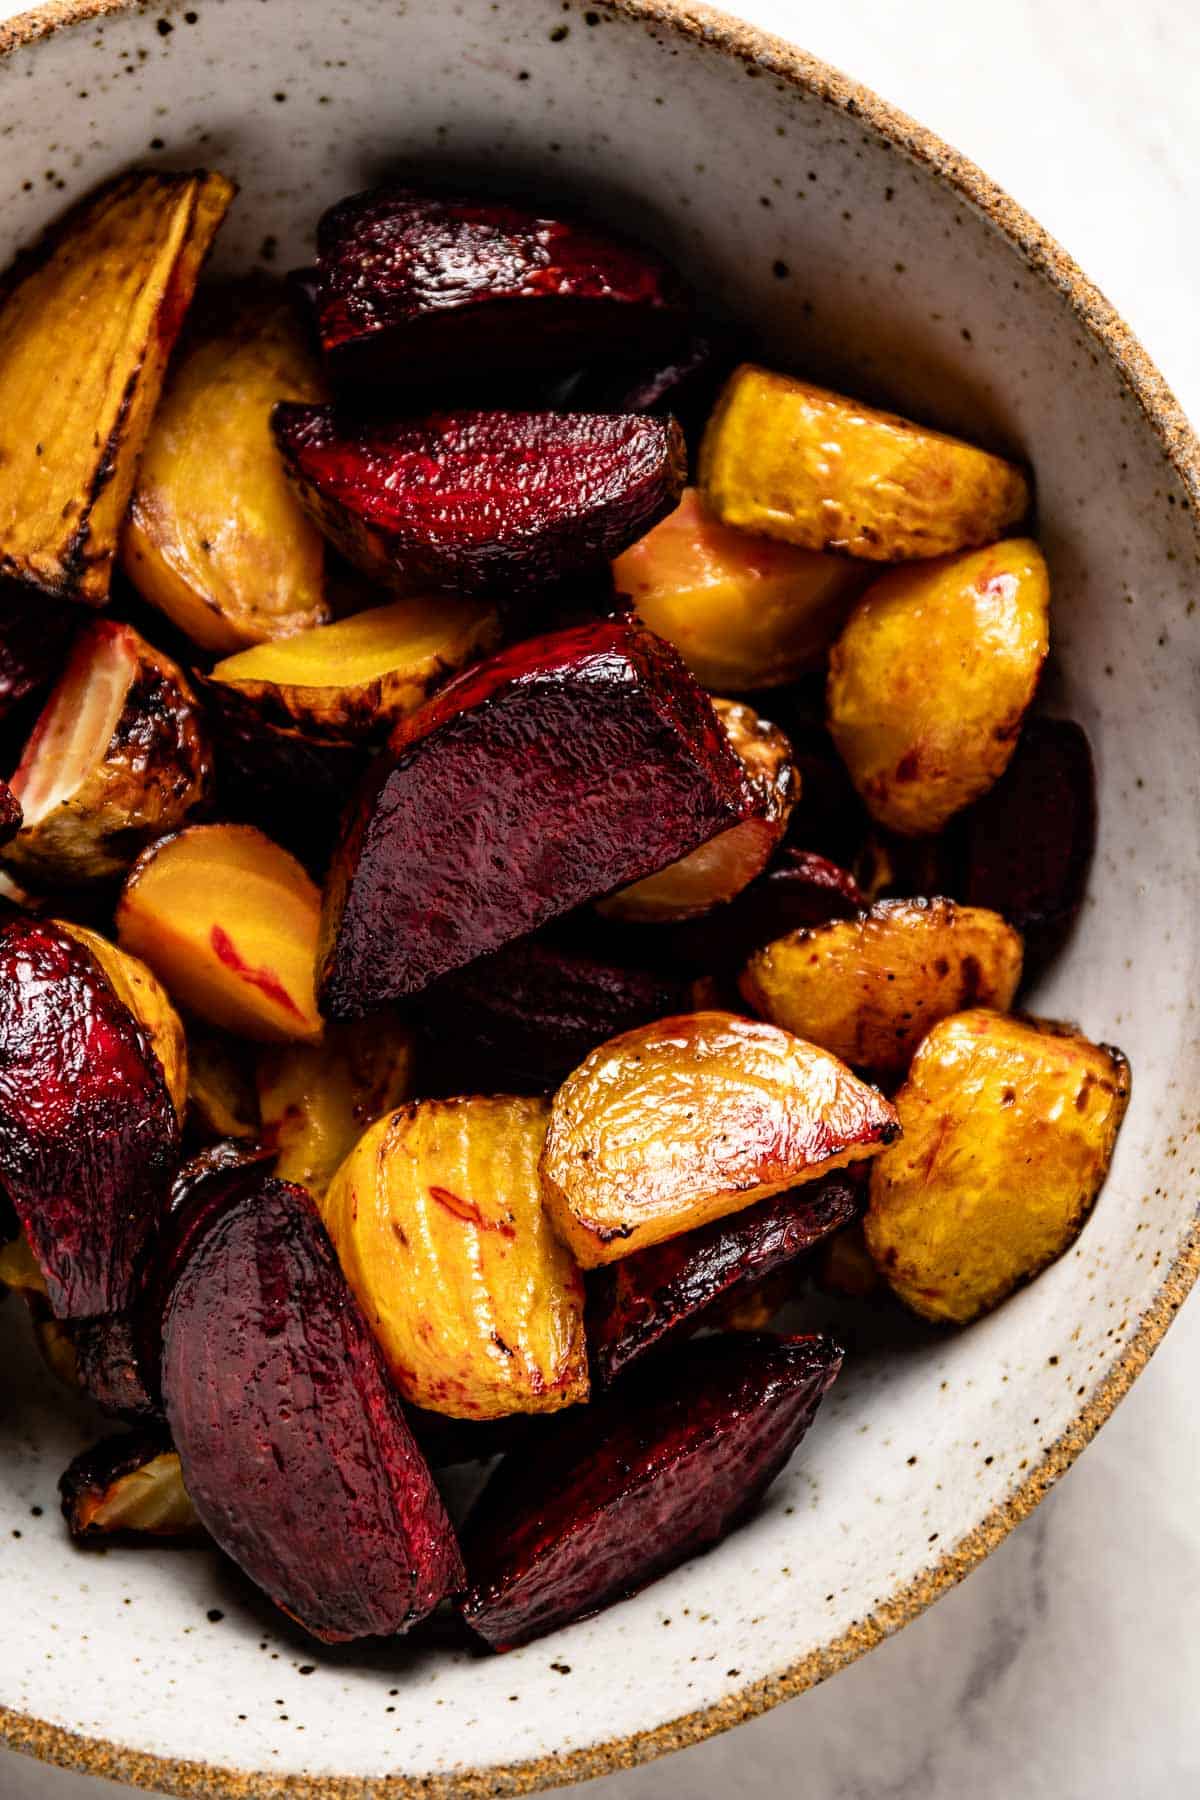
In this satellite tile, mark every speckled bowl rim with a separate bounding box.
[0,0,1198,1793]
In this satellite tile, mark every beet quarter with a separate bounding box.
[161,1175,463,1642]
[459,1332,842,1649]
[318,619,753,1013]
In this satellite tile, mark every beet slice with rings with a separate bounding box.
[586,1171,862,1386]
[0,915,179,1318]
[272,404,686,601]
[458,1331,842,1650]
[161,1174,463,1643]
[318,617,754,1014]
[313,188,689,386]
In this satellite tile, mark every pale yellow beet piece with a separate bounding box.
[827,539,1050,836]
[323,1095,588,1420]
[611,486,865,688]
[865,1009,1130,1324]
[739,897,1023,1079]
[257,1015,415,1200]
[58,921,188,1119]
[699,365,1029,561]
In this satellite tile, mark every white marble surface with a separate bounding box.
[2,0,1199,1794]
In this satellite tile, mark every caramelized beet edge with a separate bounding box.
[59,1425,188,1545]
[161,1176,463,1643]
[0,916,179,1317]
[587,1173,863,1386]
[459,1331,842,1650]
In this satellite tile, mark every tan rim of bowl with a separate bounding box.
[1,0,1198,1794]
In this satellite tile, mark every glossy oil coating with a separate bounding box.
[162,1176,463,1642]
[273,405,686,599]
[257,1014,414,1200]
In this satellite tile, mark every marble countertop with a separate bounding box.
[4,0,1199,1794]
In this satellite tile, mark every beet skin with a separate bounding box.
[459,1331,842,1650]
[161,1175,463,1643]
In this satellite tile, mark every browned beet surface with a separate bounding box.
[314,189,687,385]
[659,847,865,975]
[318,618,752,1013]
[272,405,686,599]
[0,917,179,1317]
[73,1312,162,1422]
[587,1173,862,1386]
[161,1175,463,1643]
[59,1426,193,1545]
[459,1331,842,1650]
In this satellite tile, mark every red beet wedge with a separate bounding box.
[661,847,864,974]
[272,405,686,600]
[0,916,179,1318]
[161,1174,463,1643]
[319,618,753,1014]
[314,189,688,386]
[459,1331,842,1650]
[587,1173,862,1386]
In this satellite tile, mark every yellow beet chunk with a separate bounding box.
[116,824,322,1044]
[827,540,1050,836]
[865,1009,1130,1324]
[323,1095,588,1420]
[597,698,796,923]
[57,921,188,1119]
[700,366,1029,562]
[185,1024,260,1141]
[739,897,1023,1079]
[0,169,233,605]
[122,283,328,652]
[257,1016,415,1200]
[540,1010,899,1267]
[611,486,864,688]
[209,594,502,740]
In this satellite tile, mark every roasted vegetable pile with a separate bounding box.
[0,171,1129,1653]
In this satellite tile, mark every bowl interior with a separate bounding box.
[0,0,1198,1792]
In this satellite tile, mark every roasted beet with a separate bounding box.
[273,405,686,601]
[314,189,687,386]
[459,1331,842,1649]
[0,779,20,846]
[425,932,691,1092]
[0,916,179,1317]
[161,1175,463,1642]
[0,584,78,721]
[59,1427,202,1545]
[959,716,1096,964]
[73,1312,162,1423]
[555,332,733,460]
[660,847,864,974]
[587,1173,862,1386]
[319,618,752,1013]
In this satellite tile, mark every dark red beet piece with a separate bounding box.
[587,1173,862,1386]
[161,1175,463,1642]
[0,917,179,1317]
[459,1331,842,1650]
[660,847,864,974]
[273,405,686,601]
[0,583,77,721]
[0,779,20,846]
[959,716,1096,965]
[319,617,753,1014]
[314,189,688,387]
[73,1312,162,1423]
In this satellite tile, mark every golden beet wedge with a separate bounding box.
[209,594,503,741]
[122,282,328,652]
[739,897,1023,1080]
[865,1009,1130,1324]
[0,169,233,605]
[3,620,211,888]
[323,1095,589,1420]
[611,486,865,689]
[827,540,1050,836]
[540,1010,899,1266]
[700,365,1029,562]
[57,921,189,1120]
[257,1016,415,1200]
[597,698,796,923]
[116,824,323,1044]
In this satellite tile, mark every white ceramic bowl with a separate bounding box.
[0,1,1197,1793]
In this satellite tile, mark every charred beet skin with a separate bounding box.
[273,405,686,601]
[319,618,753,1013]
[0,916,179,1317]
[459,1331,842,1650]
[587,1173,862,1386]
[314,189,687,386]
[661,847,865,975]
[59,1426,201,1545]
[161,1175,463,1642]
[959,716,1096,965]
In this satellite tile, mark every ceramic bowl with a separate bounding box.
[0,0,1197,1793]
